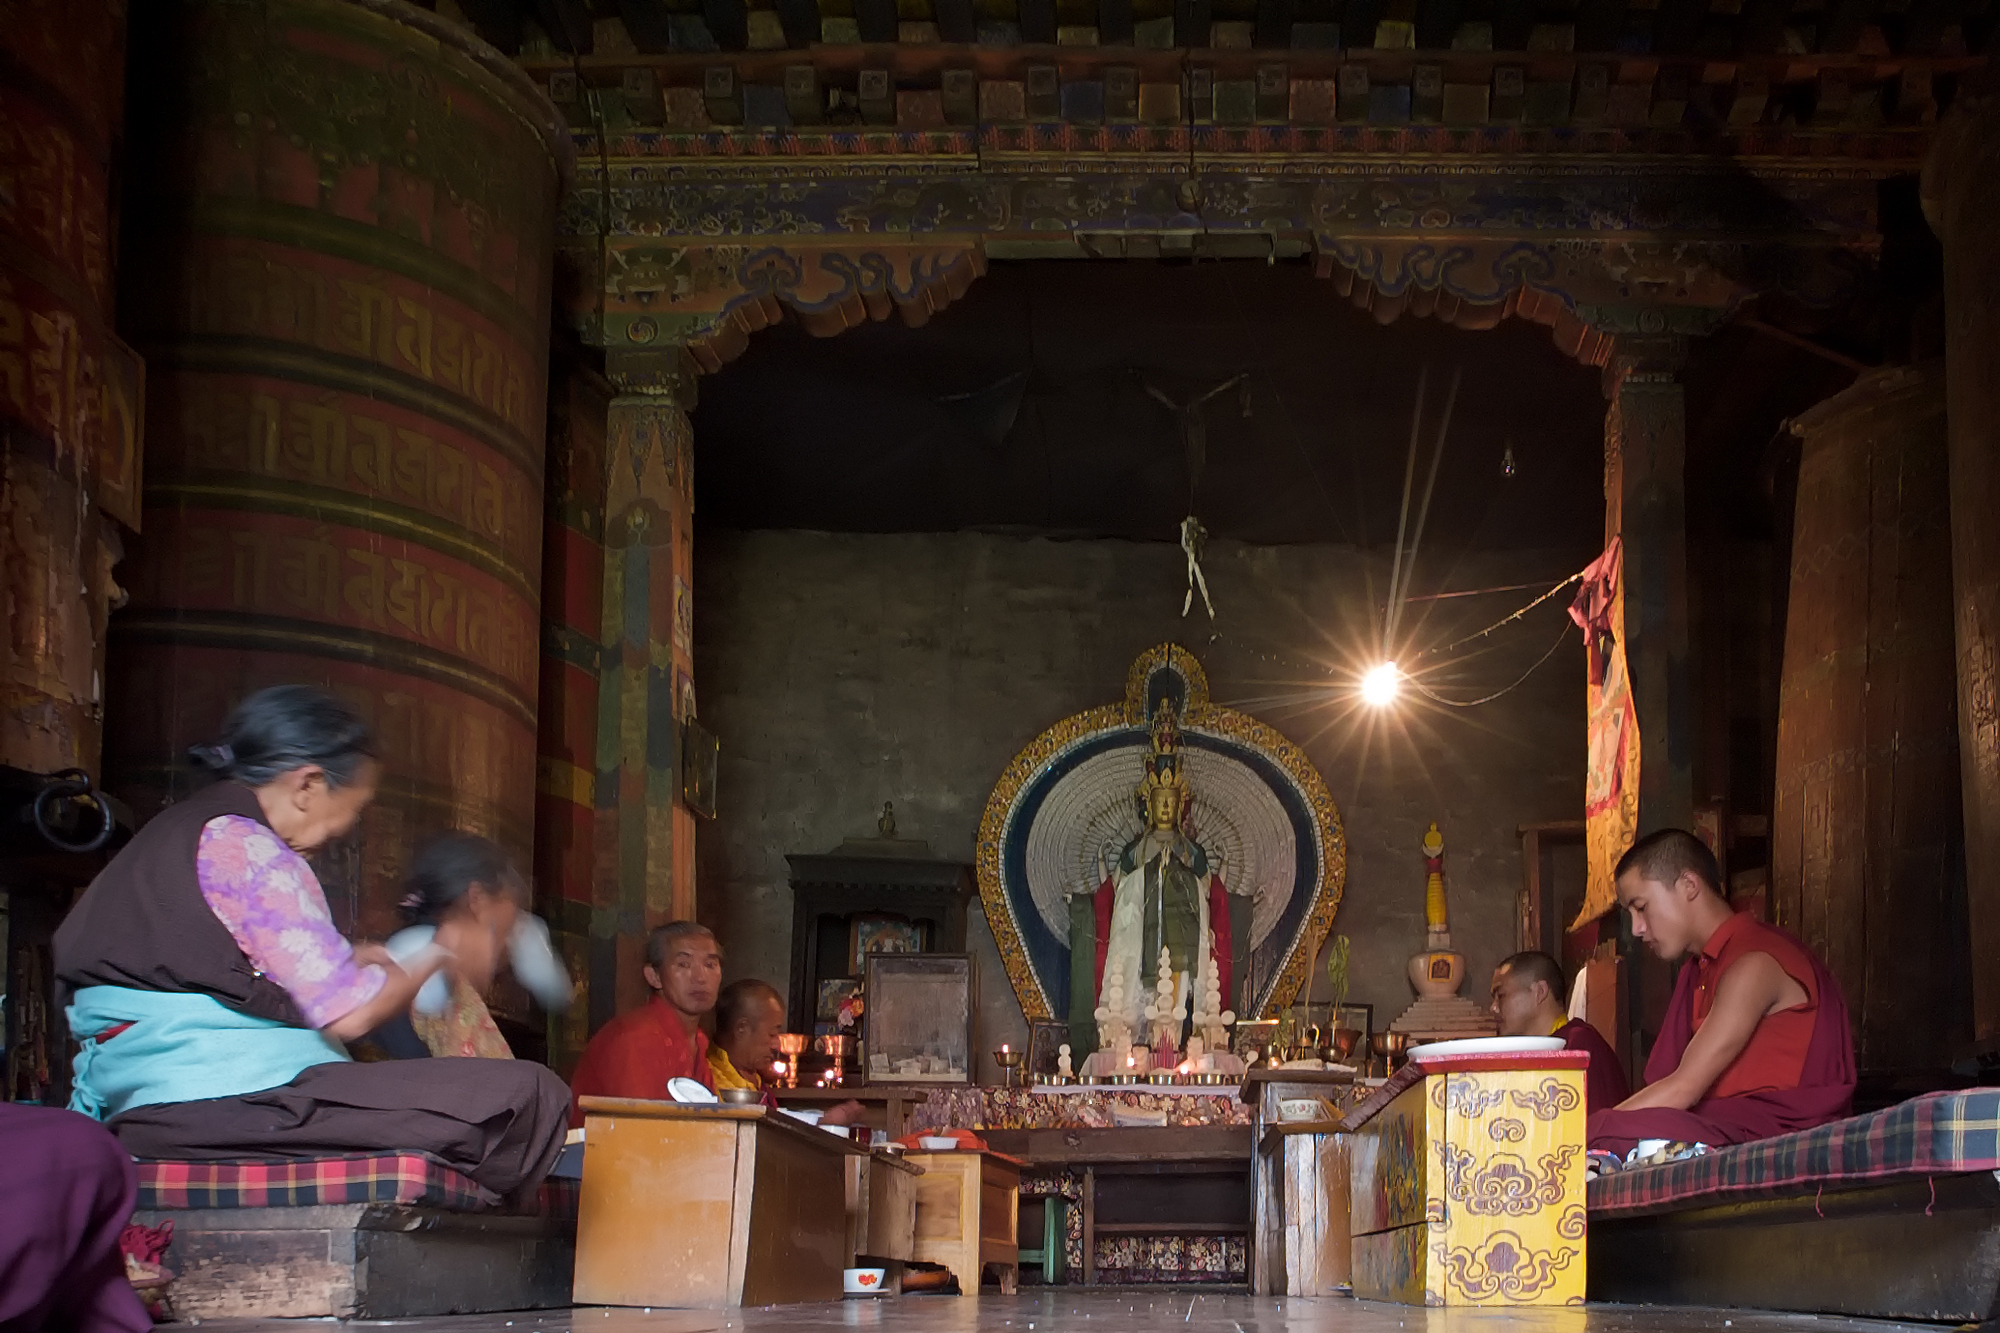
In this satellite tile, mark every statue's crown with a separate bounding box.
[1138,697,1189,797]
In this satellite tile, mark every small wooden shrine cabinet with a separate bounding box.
[1347,1051,1589,1307]
[784,825,974,1042]
[572,1098,869,1307]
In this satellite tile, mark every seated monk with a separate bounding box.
[1489,950,1630,1113]
[1587,829,1855,1157]
[708,978,865,1125]
[568,921,721,1125]
[54,687,570,1197]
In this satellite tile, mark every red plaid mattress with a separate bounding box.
[1588,1088,2000,1218]
[136,1154,498,1211]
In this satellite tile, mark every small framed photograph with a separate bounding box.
[816,977,865,1032]
[848,914,927,974]
[1026,1020,1071,1081]
[1232,1018,1279,1066]
[863,953,973,1085]
[681,719,719,819]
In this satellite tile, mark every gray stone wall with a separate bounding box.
[693,528,1586,1081]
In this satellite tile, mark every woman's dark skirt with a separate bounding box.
[106,1058,570,1197]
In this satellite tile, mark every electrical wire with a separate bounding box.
[1414,571,1584,660]
[1408,621,1577,708]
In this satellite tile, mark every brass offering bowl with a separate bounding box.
[1145,1070,1180,1086]
[993,1048,1026,1088]
[1185,1071,1234,1086]
[1329,1028,1363,1062]
[1101,1073,1140,1086]
[717,1087,762,1105]
[1370,1031,1412,1072]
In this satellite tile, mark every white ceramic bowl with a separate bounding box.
[1406,1035,1567,1060]
[917,1135,959,1150]
[843,1266,888,1295]
[1277,1098,1324,1122]
[779,1107,825,1125]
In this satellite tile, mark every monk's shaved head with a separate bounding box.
[1615,829,1722,895]
[1615,829,1732,960]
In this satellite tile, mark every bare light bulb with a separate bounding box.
[1361,661,1402,707]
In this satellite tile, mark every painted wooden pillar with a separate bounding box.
[0,0,140,780]
[595,349,698,1027]
[1771,362,1970,1075]
[107,0,566,935]
[1604,336,1695,837]
[1923,93,2000,1048]
[536,353,612,1069]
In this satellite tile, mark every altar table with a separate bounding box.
[572,1098,869,1308]
[1344,1051,1588,1307]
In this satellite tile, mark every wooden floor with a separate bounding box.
[188,1288,1962,1333]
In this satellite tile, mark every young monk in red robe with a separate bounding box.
[567,922,722,1127]
[1588,829,1855,1156]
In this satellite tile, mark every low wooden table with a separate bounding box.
[850,1148,924,1269]
[573,1097,869,1308]
[905,1148,1022,1295]
[1241,1068,1361,1295]
[1256,1121,1351,1296]
[1343,1051,1588,1307]
[776,1086,924,1139]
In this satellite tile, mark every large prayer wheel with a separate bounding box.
[107,0,568,935]
[1771,361,1971,1075]
[0,0,139,780]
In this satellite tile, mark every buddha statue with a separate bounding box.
[1068,698,1253,1065]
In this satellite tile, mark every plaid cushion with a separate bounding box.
[136,1153,497,1211]
[1588,1088,2000,1217]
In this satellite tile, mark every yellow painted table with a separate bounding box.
[905,1148,1022,1295]
[1343,1051,1589,1307]
[573,1098,870,1308]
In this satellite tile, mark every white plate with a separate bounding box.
[668,1077,718,1104]
[1406,1036,1567,1060]
[780,1107,825,1125]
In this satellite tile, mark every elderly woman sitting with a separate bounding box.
[55,686,568,1196]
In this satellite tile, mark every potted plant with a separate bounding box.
[1324,935,1361,1062]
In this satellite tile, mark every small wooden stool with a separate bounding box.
[906,1148,1022,1294]
[1345,1051,1588,1307]
[573,1098,868,1307]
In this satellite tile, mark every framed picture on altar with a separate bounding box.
[863,952,973,1085]
[1026,1020,1070,1081]
[848,914,928,974]
[1335,1003,1373,1060]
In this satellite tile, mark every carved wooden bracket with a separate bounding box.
[593,241,987,371]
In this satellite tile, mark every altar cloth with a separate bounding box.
[914,1085,1253,1131]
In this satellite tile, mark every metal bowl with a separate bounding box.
[717,1087,762,1105]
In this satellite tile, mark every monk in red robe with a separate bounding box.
[568,922,722,1127]
[1587,830,1855,1156]
[1489,951,1630,1114]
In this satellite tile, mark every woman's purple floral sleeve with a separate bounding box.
[196,815,386,1029]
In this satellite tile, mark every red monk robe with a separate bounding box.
[567,996,713,1128]
[1587,913,1855,1156]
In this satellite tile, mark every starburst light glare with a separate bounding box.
[1361,661,1402,708]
